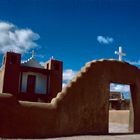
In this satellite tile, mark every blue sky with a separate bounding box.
[0,0,140,90]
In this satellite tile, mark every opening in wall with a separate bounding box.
[109,83,132,133]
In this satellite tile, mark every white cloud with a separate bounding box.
[0,21,40,54]
[97,35,114,44]
[62,83,67,88]
[40,61,45,66]
[110,83,130,93]
[63,69,77,81]
[63,69,77,87]
[126,60,140,66]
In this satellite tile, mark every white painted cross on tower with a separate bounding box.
[115,46,126,61]
[31,50,35,58]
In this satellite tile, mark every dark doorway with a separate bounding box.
[109,83,131,133]
[27,75,36,93]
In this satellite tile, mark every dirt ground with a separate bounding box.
[47,134,140,140]
[2,134,140,140]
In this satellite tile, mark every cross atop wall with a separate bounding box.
[115,46,126,61]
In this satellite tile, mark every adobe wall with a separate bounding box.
[0,60,140,138]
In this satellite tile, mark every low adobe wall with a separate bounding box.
[0,60,140,138]
[0,94,58,138]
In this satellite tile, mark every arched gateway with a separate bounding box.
[0,60,140,138]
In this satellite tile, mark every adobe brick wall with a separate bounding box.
[0,60,140,138]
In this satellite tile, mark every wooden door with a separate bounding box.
[27,75,36,93]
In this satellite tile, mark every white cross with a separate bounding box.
[32,50,35,58]
[115,46,126,61]
[50,56,54,60]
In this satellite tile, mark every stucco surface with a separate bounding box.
[0,60,140,138]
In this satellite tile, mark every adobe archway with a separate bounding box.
[0,60,140,138]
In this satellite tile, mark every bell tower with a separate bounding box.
[2,52,21,95]
[45,58,63,101]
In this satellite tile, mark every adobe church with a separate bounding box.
[2,47,140,137]
[0,51,63,102]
